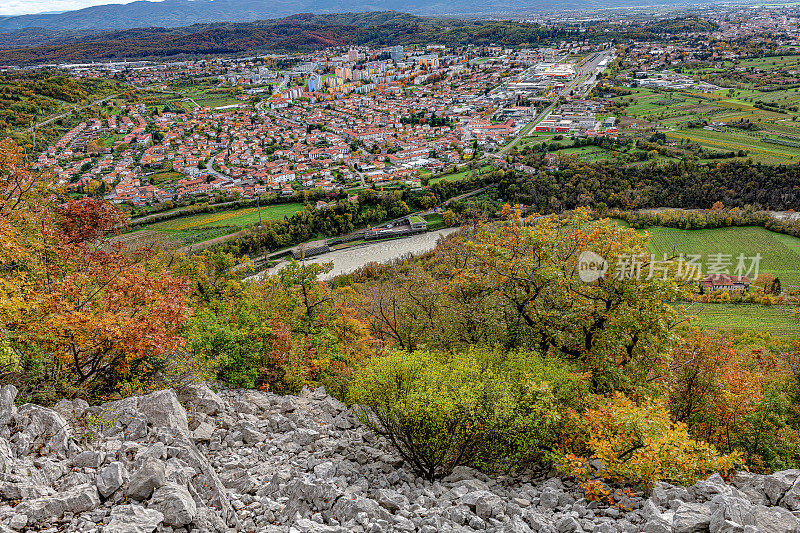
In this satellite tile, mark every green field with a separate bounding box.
[643,226,800,287]
[143,203,304,233]
[145,171,183,184]
[679,303,799,338]
[606,81,800,163]
[430,165,492,184]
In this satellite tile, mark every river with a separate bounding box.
[253,227,460,281]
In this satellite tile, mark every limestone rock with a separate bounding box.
[15,483,99,525]
[181,383,225,415]
[149,483,197,526]
[0,385,17,427]
[765,470,800,506]
[137,389,189,432]
[97,461,128,498]
[104,504,164,533]
[126,458,166,500]
[673,502,713,533]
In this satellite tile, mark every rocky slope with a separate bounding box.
[0,384,798,533]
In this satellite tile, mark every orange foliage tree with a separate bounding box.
[0,140,190,401]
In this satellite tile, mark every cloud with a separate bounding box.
[0,0,158,17]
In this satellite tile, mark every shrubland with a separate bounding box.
[1,139,799,494]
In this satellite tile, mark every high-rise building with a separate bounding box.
[390,45,404,63]
[348,49,359,62]
[308,73,322,92]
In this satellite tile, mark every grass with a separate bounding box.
[194,96,242,109]
[142,203,304,232]
[145,171,183,184]
[665,129,800,164]
[557,145,616,162]
[424,213,444,230]
[429,165,492,184]
[679,303,799,338]
[642,226,800,287]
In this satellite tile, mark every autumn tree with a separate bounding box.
[451,208,683,392]
[0,140,191,402]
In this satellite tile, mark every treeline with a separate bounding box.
[215,189,412,256]
[613,208,800,238]
[0,15,577,64]
[491,159,800,213]
[127,189,335,228]
[213,179,479,256]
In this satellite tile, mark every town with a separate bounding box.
[29,45,615,207]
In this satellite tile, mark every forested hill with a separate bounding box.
[0,13,579,64]
[0,0,715,32]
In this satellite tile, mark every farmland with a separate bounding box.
[679,303,799,338]
[429,164,492,184]
[133,203,305,245]
[604,83,800,164]
[642,226,800,287]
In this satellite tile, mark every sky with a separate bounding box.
[0,0,153,17]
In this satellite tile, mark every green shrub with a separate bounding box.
[348,347,588,480]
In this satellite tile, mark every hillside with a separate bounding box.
[0,13,577,65]
[0,0,708,32]
[5,383,798,533]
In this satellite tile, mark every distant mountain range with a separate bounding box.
[0,11,716,65]
[0,12,565,64]
[0,0,705,32]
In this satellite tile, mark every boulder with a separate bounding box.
[693,474,732,502]
[15,484,99,525]
[375,488,409,512]
[709,495,756,533]
[751,504,800,533]
[475,492,505,520]
[97,461,128,498]
[782,477,800,511]
[137,389,189,432]
[732,472,767,506]
[126,458,166,500]
[192,421,215,442]
[104,504,164,533]
[0,385,17,426]
[539,486,561,509]
[331,496,390,523]
[72,450,104,469]
[557,515,580,533]
[673,502,713,533]
[12,404,71,457]
[149,483,197,526]
[181,383,225,416]
[765,470,800,506]
[652,481,692,507]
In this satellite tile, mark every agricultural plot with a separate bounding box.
[608,79,800,163]
[144,170,183,184]
[144,203,304,232]
[134,203,305,245]
[665,128,800,164]
[429,165,492,184]
[556,145,617,162]
[643,226,800,287]
[679,303,799,338]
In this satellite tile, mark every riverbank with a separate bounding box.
[248,227,459,281]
